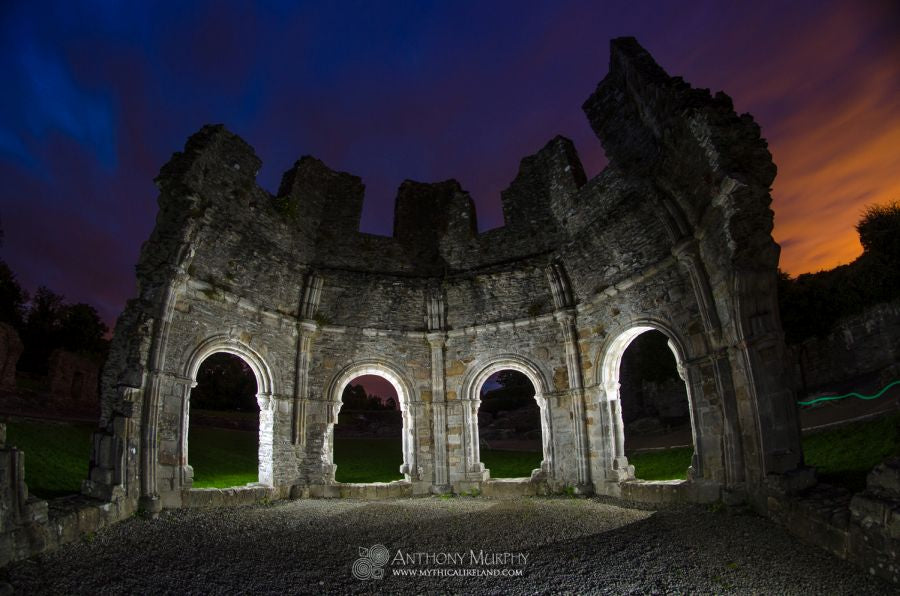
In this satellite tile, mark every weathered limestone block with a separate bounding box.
[0,323,23,391]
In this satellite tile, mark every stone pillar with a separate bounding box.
[600,376,634,482]
[256,392,276,486]
[536,394,555,478]
[461,395,486,481]
[673,239,721,338]
[292,322,316,446]
[555,309,591,487]
[546,261,591,488]
[428,332,450,490]
[294,272,323,447]
[139,370,163,513]
[139,269,188,514]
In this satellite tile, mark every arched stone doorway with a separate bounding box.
[326,360,417,482]
[616,329,695,480]
[188,353,259,487]
[181,336,276,488]
[476,369,542,478]
[461,356,554,481]
[596,323,702,485]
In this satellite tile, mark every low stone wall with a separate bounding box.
[183,485,280,508]
[291,481,415,499]
[481,478,543,497]
[762,458,900,585]
[789,300,900,395]
[620,479,720,504]
[0,423,133,567]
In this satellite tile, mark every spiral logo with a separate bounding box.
[352,544,388,580]
[352,557,374,580]
[368,544,390,567]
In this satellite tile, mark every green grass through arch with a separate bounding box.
[6,413,899,497]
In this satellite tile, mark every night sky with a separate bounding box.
[1,1,898,329]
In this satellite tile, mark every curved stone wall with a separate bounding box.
[84,37,806,510]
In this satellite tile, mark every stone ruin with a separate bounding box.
[0,324,22,392]
[81,37,809,511]
[47,349,100,411]
[3,36,899,583]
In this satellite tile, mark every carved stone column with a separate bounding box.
[426,287,450,490]
[672,239,721,339]
[256,392,276,486]
[293,272,323,447]
[547,260,590,487]
[427,332,449,489]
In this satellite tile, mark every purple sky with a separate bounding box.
[1,1,898,329]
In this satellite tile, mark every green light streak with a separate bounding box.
[797,380,900,406]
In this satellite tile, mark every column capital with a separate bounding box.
[426,331,446,347]
[553,308,577,325]
[671,237,700,262]
[298,320,318,334]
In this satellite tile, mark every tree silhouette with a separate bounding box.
[480,370,535,416]
[0,260,28,329]
[779,199,900,343]
[18,287,109,374]
[341,383,394,410]
[190,353,258,411]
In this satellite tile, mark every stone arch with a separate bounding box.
[460,354,554,480]
[325,359,418,482]
[182,335,276,487]
[594,319,704,484]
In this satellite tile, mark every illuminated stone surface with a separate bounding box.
[84,37,805,507]
[3,36,898,585]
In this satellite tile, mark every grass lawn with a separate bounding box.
[5,419,93,499]
[628,447,694,481]
[481,449,542,478]
[333,438,404,483]
[625,413,900,489]
[6,413,899,498]
[802,413,900,492]
[188,426,259,488]
[332,439,543,481]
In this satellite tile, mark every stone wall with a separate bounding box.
[788,300,900,394]
[48,349,100,407]
[0,422,141,567]
[0,323,22,392]
[761,457,900,585]
[78,36,805,521]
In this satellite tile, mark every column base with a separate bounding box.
[138,494,162,517]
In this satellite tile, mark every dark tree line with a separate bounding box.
[190,353,258,411]
[0,259,109,375]
[778,201,900,344]
[480,370,535,416]
[341,383,396,410]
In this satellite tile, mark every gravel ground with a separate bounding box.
[2,496,892,594]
